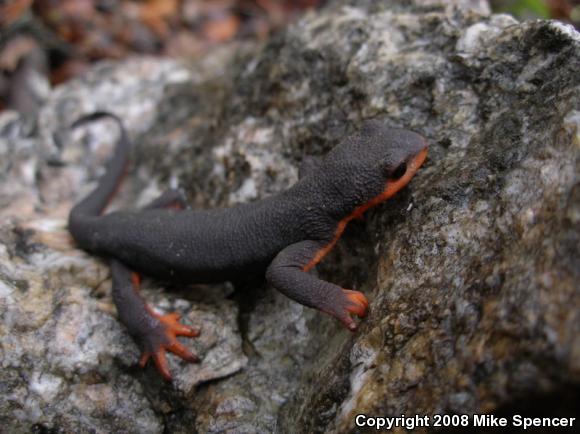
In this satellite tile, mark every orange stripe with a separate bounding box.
[303,147,428,272]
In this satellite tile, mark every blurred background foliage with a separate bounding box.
[492,0,579,22]
[491,0,550,19]
[0,0,578,113]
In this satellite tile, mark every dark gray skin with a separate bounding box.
[68,113,428,380]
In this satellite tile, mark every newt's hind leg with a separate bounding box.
[265,240,369,331]
[111,260,199,381]
[112,189,197,380]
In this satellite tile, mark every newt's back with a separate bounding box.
[76,195,308,282]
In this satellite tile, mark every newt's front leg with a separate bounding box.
[111,260,199,380]
[265,240,369,330]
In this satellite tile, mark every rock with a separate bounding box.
[0,58,248,433]
[1,0,579,433]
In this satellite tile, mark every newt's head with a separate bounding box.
[318,120,429,215]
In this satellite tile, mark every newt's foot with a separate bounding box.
[137,312,200,381]
[327,289,369,331]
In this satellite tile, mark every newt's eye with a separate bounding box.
[390,162,407,180]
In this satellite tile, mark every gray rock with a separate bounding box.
[0,58,248,433]
[1,0,578,433]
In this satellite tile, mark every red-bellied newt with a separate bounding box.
[68,112,428,380]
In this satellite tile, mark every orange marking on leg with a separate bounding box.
[343,289,369,317]
[137,310,201,380]
[131,272,141,288]
[321,289,369,331]
[303,148,428,272]
[168,201,185,210]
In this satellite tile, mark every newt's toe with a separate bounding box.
[158,312,200,337]
[139,351,151,367]
[167,340,199,363]
[152,350,172,381]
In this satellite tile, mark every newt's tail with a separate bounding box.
[68,112,130,247]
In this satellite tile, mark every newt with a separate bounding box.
[68,112,428,380]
